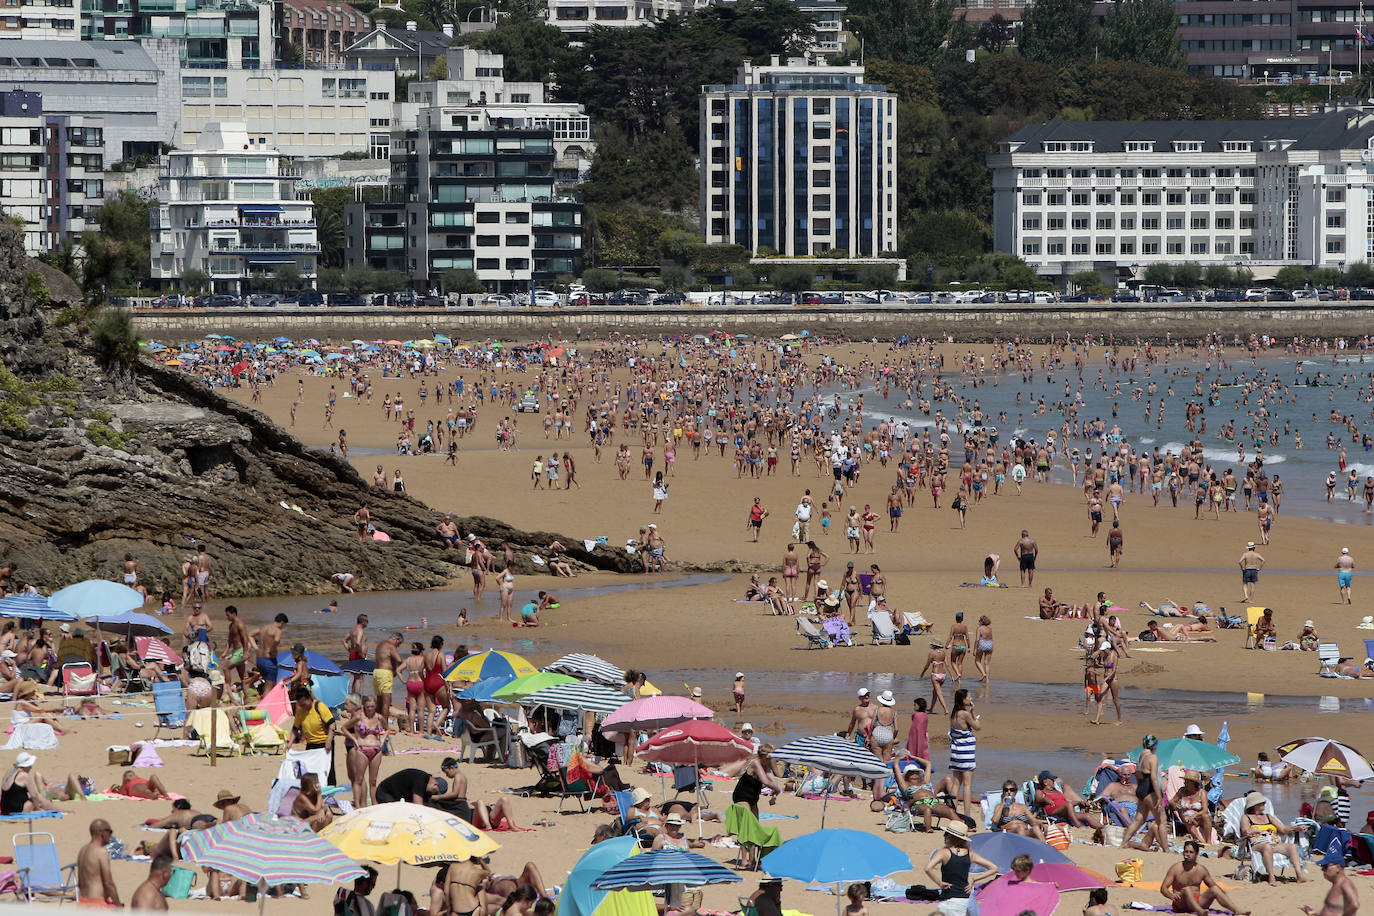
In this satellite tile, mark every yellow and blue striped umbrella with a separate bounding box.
[444,649,537,682]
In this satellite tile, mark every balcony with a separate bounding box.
[210,241,320,253]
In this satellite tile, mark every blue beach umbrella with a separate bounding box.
[762,829,910,884]
[50,580,144,620]
[276,649,342,677]
[0,593,75,621]
[89,610,172,634]
[557,837,656,916]
[969,832,1073,871]
[590,849,741,891]
[457,676,516,702]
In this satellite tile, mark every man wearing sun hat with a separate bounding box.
[1303,848,1358,916]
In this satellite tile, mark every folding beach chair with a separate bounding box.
[1317,640,1343,676]
[13,831,77,903]
[796,617,831,649]
[869,610,897,646]
[238,708,285,755]
[525,742,594,813]
[672,764,699,799]
[901,612,932,634]
[1245,607,1276,650]
[59,663,97,711]
[1220,795,1298,881]
[152,681,187,739]
[187,708,241,757]
[726,803,781,870]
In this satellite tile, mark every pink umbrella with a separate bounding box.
[600,695,713,734]
[635,721,751,837]
[973,877,1060,916]
[1023,863,1108,891]
[134,636,182,667]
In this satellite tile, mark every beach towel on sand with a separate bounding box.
[2,723,58,750]
[133,743,165,768]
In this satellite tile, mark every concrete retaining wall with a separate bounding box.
[131,303,1374,343]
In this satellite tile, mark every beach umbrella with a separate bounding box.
[457,675,517,702]
[522,681,632,714]
[275,648,342,677]
[1014,863,1108,891]
[762,828,910,884]
[770,735,888,827]
[94,611,171,635]
[557,836,656,916]
[600,695,713,734]
[230,361,251,375]
[321,802,498,876]
[1277,737,1374,780]
[326,353,345,361]
[636,721,753,835]
[0,593,74,621]
[444,649,537,682]
[179,813,363,915]
[135,636,182,666]
[49,580,144,619]
[163,359,183,367]
[590,849,741,891]
[1128,737,1240,772]
[490,671,577,701]
[972,877,1060,916]
[546,652,626,687]
[969,833,1073,871]
[214,345,235,353]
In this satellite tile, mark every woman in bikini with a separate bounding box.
[973,615,994,683]
[1120,734,1169,851]
[445,855,491,916]
[991,779,1044,839]
[872,757,962,832]
[422,635,450,739]
[345,694,387,806]
[781,544,800,603]
[402,642,426,734]
[498,565,516,623]
[945,612,970,683]
[802,541,829,602]
[919,643,950,714]
[1096,639,1123,724]
[1170,771,1215,846]
[841,563,860,624]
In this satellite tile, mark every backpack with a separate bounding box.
[186,640,212,675]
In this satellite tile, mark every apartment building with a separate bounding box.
[177,66,396,158]
[545,0,685,33]
[279,0,370,67]
[0,89,101,254]
[700,57,897,258]
[0,39,172,164]
[989,112,1374,280]
[84,0,275,68]
[0,0,78,39]
[406,48,594,187]
[345,124,582,291]
[342,22,451,75]
[150,121,318,293]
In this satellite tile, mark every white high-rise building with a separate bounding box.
[0,90,101,254]
[700,57,897,258]
[989,111,1374,280]
[151,122,318,294]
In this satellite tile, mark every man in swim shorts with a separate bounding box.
[223,605,250,693]
[1335,547,1355,605]
[1239,542,1264,603]
[1014,529,1038,588]
[253,612,288,685]
[1160,841,1248,914]
[374,632,403,725]
[77,818,121,906]
[436,514,460,548]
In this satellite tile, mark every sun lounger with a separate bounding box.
[869,611,897,646]
[796,617,831,649]
[901,612,932,634]
[1220,794,1297,881]
[1317,640,1343,676]
[152,682,187,740]
[60,663,97,711]
[187,708,240,756]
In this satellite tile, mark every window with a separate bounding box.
[1071,168,1090,179]
[505,234,529,246]
[1047,193,1065,206]
[1216,215,1233,229]
[1240,191,1256,205]
[1191,240,1208,254]
[1071,241,1089,255]
[1095,241,1114,254]
[1239,167,1256,178]
[1142,192,1160,206]
[1123,141,1154,152]
[1167,216,1184,230]
[1097,192,1113,206]
[1328,188,1346,203]
[1191,215,1208,229]
[1167,241,1183,255]
[1190,192,1208,205]
[1215,168,1233,179]
[1173,140,1203,152]
[1071,192,1089,206]
[1142,216,1160,230]
[1143,241,1160,255]
[1022,240,1041,255]
[1215,191,1233,205]
[1167,192,1184,206]
[1120,169,1136,180]
[1240,241,1255,254]
[1215,240,1233,254]
[1047,240,1065,255]
[1328,238,1345,253]
[1120,240,1135,255]
[1071,216,1089,231]
[476,234,499,246]
[1120,192,1135,205]
[1327,213,1345,228]
[1223,141,1251,152]
[476,212,499,223]
[1121,216,1135,230]
[1095,216,1113,230]
[1047,216,1065,231]
[1241,215,1256,230]
[1023,168,1042,179]
[1043,141,1093,152]
[1023,216,1041,230]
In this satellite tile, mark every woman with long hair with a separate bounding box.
[947,689,980,820]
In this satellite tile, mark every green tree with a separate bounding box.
[310,188,350,268]
[973,14,1012,52]
[1201,264,1235,288]
[1100,0,1185,69]
[342,264,378,293]
[660,264,688,291]
[581,267,620,293]
[858,265,898,289]
[1142,263,1173,286]
[769,264,815,293]
[582,126,697,212]
[845,0,957,66]
[473,6,571,84]
[1172,262,1201,288]
[1019,0,1097,68]
[274,263,303,292]
[900,209,989,261]
[1310,266,1343,288]
[1344,261,1374,286]
[441,268,484,293]
[1273,265,1310,289]
[862,59,940,107]
[317,267,345,291]
[181,268,209,295]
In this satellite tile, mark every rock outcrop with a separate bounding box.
[0,224,637,597]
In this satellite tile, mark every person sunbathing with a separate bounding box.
[990,780,1045,840]
[1033,770,1097,828]
[1250,752,1293,782]
[292,772,332,831]
[1298,621,1319,651]
[110,770,171,800]
[1155,619,1217,642]
[1171,771,1216,845]
[1335,658,1374,678]
[871,758,965,832]
[11,680,68,734]
[760,578,789,616]
[1140,599,1196,617]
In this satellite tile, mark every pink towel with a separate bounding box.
[132,743,165,768]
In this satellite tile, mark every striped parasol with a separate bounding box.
[0,593,75,621]
[589,849,742,890]
[770,735,889,779]
[179,813,363,910]
[135,636,183,667]
[522,681,632,713]
[1277,736,1374,780]
[444,649,538,682]
[545,653,627,686]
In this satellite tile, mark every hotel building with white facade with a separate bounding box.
[990,111,1374,281]
[700,57,897,258]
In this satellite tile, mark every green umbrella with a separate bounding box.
[1128,737,1240,771]
[490,671,578,701]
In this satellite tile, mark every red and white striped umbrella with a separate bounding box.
[635,720,753,766]
[135,636,183,667]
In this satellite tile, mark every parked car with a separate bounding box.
[654,292,688,305]
[516,393,540,413]
[531,290,560,307]
[245,294,279,307]
[1111,292,1140,303]
[1268,289,1295,301]
[482,294,514,306]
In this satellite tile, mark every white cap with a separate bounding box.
[59,623,70,633]
[857,688,870,697]
[690,687,702,698]
[1184,723,1204,737]
[735,672,745,679]
[740,723,754,732]
[1305,620,1315,628]
[1342,547,1350,554]
[1097,640,1112,652]
[0,650,14,659]
[647,523,657,529]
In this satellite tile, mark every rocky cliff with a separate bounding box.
[0,225,637,597]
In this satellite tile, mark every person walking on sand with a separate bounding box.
[1239,542,1265,603]
[1014,530,1038,588]
[1122,734,1169,852]
[1335,547,1356,605]
[748,498,769,543]
[1108,520,1124,568]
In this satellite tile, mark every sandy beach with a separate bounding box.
[12,334,1371,915]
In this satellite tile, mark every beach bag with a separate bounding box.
[186,640,212,676]
[894,632,911,645]
[1045,823,1071,850]
[164,866,197,899]
[1114,858,1143,883]
[69,672,97,694]
[1103,824,1125,846]
[885,809,912,832]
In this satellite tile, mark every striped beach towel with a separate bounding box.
[949,728,977,771]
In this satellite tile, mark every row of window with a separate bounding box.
[1022,165,1255,180]
[1023,214,1258,231]
[1022,239,1251,256]
[1180,39,1289,51]
[1023,190,1260,207]
[1179,13,1288,25]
